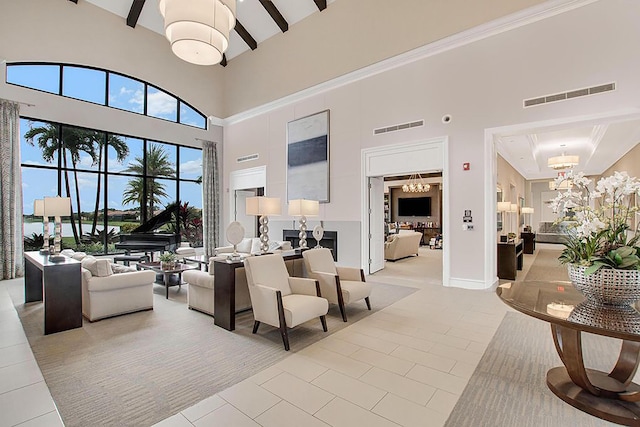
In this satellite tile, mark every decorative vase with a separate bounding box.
[567,263,640,306]
[161,261,175,270]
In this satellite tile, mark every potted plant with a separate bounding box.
[551,171,640,305]
[159,251,177,270]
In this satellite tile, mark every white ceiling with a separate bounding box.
[84,0,336,61]
[495,116,640,181]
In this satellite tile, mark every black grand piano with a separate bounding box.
[115,202,180,260]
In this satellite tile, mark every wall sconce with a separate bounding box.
[246,196,281,253]
[288,199,319,249]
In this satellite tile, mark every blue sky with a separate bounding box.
[10,64,205,216]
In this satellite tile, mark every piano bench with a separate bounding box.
[113,255,150,267]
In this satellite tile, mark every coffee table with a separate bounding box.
[137,261,196,299]
[497,280,640,425]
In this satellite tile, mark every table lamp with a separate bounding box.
[521,207,534,231]
[44,196,71,262]
[288,199,319,249]
[33,199,50,254]
[497,201,511,237]
[246,196,281,253]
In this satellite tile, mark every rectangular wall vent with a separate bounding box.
[524,82,615,108]
[373,120,423,135]
[237,153,259,163]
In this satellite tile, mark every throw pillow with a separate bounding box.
[110,263,136,274]
[81,257,113,277]
[60,249,75,257]
[71,252,87,261]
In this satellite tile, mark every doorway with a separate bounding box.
[361,137,449,285]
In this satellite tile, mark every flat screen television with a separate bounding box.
[398,196,431,216]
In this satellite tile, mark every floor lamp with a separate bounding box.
[288,199,319,249]
[246,196,281,253]
[44,196,71,262]
[33,199,50,254]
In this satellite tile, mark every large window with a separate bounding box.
[7,63,207,129]
[21,118,203,254]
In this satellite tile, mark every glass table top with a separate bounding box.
[497,281,640,341]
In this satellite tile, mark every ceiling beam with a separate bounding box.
[126,0,146,28]
[313,0,327,11]
[234,20,257,50]
[258,0,288,33]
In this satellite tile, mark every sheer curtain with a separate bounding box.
[0,100,24,279]
[202,140,220,259]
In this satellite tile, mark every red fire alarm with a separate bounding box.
[463,162,470,171]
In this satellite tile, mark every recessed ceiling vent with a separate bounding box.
[524,83,616,108]
[236,153,259,163]
[373,120,424,135]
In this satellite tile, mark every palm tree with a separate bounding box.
[90,134,128,235]
[25,123,98,244]
[123,144,175,223]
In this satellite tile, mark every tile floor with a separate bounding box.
[0,246,533,427]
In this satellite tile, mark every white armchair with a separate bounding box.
[302,248,372,322]
[182,257,252,316]
[244,254,329,350]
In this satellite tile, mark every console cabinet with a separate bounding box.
[497,240,524,280]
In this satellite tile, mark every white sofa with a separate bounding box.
[384,231,422,261]
[215,237,291,257]
[66,252,156,322]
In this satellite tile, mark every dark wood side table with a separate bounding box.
[521,232,536,254]
[213,250,305,331]
[497,281,640,425]
[497,239,524,280]
[24,251,82,335]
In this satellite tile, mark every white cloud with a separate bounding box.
[180,160,202,175]
[23,160,54,167]
[147,90,176,116]
[78,154,95,168]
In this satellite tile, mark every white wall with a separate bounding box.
[222,0,640,287]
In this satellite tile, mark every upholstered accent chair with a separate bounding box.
[182,258,252,317]
[80,256,156,322]
[243,254,328,351]
[302,248,372,322]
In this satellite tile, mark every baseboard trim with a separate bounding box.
[447,277,494,290]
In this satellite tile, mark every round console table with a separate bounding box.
[497,281,640,426]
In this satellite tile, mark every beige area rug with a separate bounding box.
[372,246,443,288]
[522,244,569,282]
[8,279,416,427]
[445,312,620,427]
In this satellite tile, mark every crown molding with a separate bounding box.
[222,0,597,126]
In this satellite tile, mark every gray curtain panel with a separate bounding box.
[202,140,220,259]
[0,100,24,279]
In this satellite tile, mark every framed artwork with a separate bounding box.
[286,110,330,203]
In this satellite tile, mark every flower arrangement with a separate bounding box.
[551,170,640,274]
[159,251,177,269]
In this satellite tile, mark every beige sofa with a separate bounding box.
[384,231,422,261]
[69,252,156,322]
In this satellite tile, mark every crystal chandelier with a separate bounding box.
[402,173,431,192]
[158,0,236,66]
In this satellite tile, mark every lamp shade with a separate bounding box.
[548,154,579,170]
[288,199,319,216]
[497,202,511,212]
[159,0,236,66]
[34,199,45,216]
[44,196,71,217]
[521,207,534,214]
[246,197,281,216]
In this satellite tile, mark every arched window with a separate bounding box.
[7,63,207,129]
